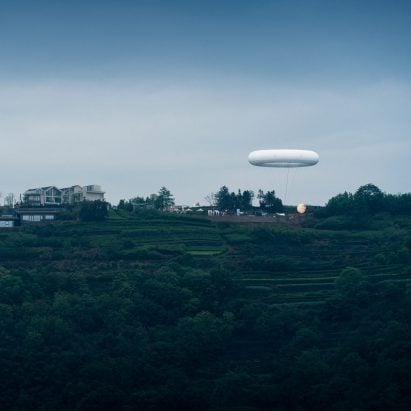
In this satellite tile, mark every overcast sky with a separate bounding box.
[1,0,410,206]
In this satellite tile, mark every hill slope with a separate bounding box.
[0,210,410,410]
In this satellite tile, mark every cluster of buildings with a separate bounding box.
[0,184,105,228]
[23,184,105,207]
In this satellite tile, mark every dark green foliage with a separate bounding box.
[214,185,283,213]
[79,200,109,222]
[354,183,385,213]
[216,185,234,211]
[56,204,80,221]
[385,193,411,214]
[215,186,257,212]
[257,189,283,213]
[323,191,354,216]
[335,267,368,296]
[0,205,410,410]
[154,186,175,210]
[321,184,411,228]
[118,187,175,212]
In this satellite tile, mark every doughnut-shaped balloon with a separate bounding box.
[248,149,319,168]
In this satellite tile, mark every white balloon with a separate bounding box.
[248,149,319,168]
[297,203,307,214]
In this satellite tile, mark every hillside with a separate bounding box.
[0,209,410,410]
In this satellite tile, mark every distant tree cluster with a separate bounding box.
[79,200,109,222]
[118,186,175,211]
[214,186,255,212]
[55,201,109,222]
[213,186,283,213]
[94,183,411,224]
[257,189,283,213]
[323,184,411,217]
[310,184,411,230]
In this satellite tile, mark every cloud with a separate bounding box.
[0,78,410,205]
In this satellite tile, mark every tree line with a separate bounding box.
[118,186,283,214]
[323,183,411,216]
[212,186,283,213]
[117,183,410,217]
[118,186,175,212]
[56,183,411,224]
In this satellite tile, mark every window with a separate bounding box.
[22,215,41,222]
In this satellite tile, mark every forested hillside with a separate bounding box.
[0,205,410,410]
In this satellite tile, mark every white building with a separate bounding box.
[82,185,105,202]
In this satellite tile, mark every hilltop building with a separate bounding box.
[0,207,18,228]
[0,185,105,227]
[23,185,105,207]
[23,186,63,207]
[16,208,61,223]
[61,185,105,204]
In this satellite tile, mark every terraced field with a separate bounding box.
[0,210,409,308]
[216,223,411,305]
[0,211,227,270]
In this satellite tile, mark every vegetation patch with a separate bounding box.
[0,186,410,410]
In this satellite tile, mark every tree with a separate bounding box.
[324,192,354,216]
[385,193,411,214]
[4,193,15,207]
[335,267,368,297]
[231,191,239,210]
[241,190,254,211]
[204,193,216,207]
[259,190,283,213]
[154,187,174,210]
[354,184,384,214]
[79,200,108,221]
[215,186,232,211]
[214,187,256,212]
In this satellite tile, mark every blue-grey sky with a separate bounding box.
[1,0,410,205]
